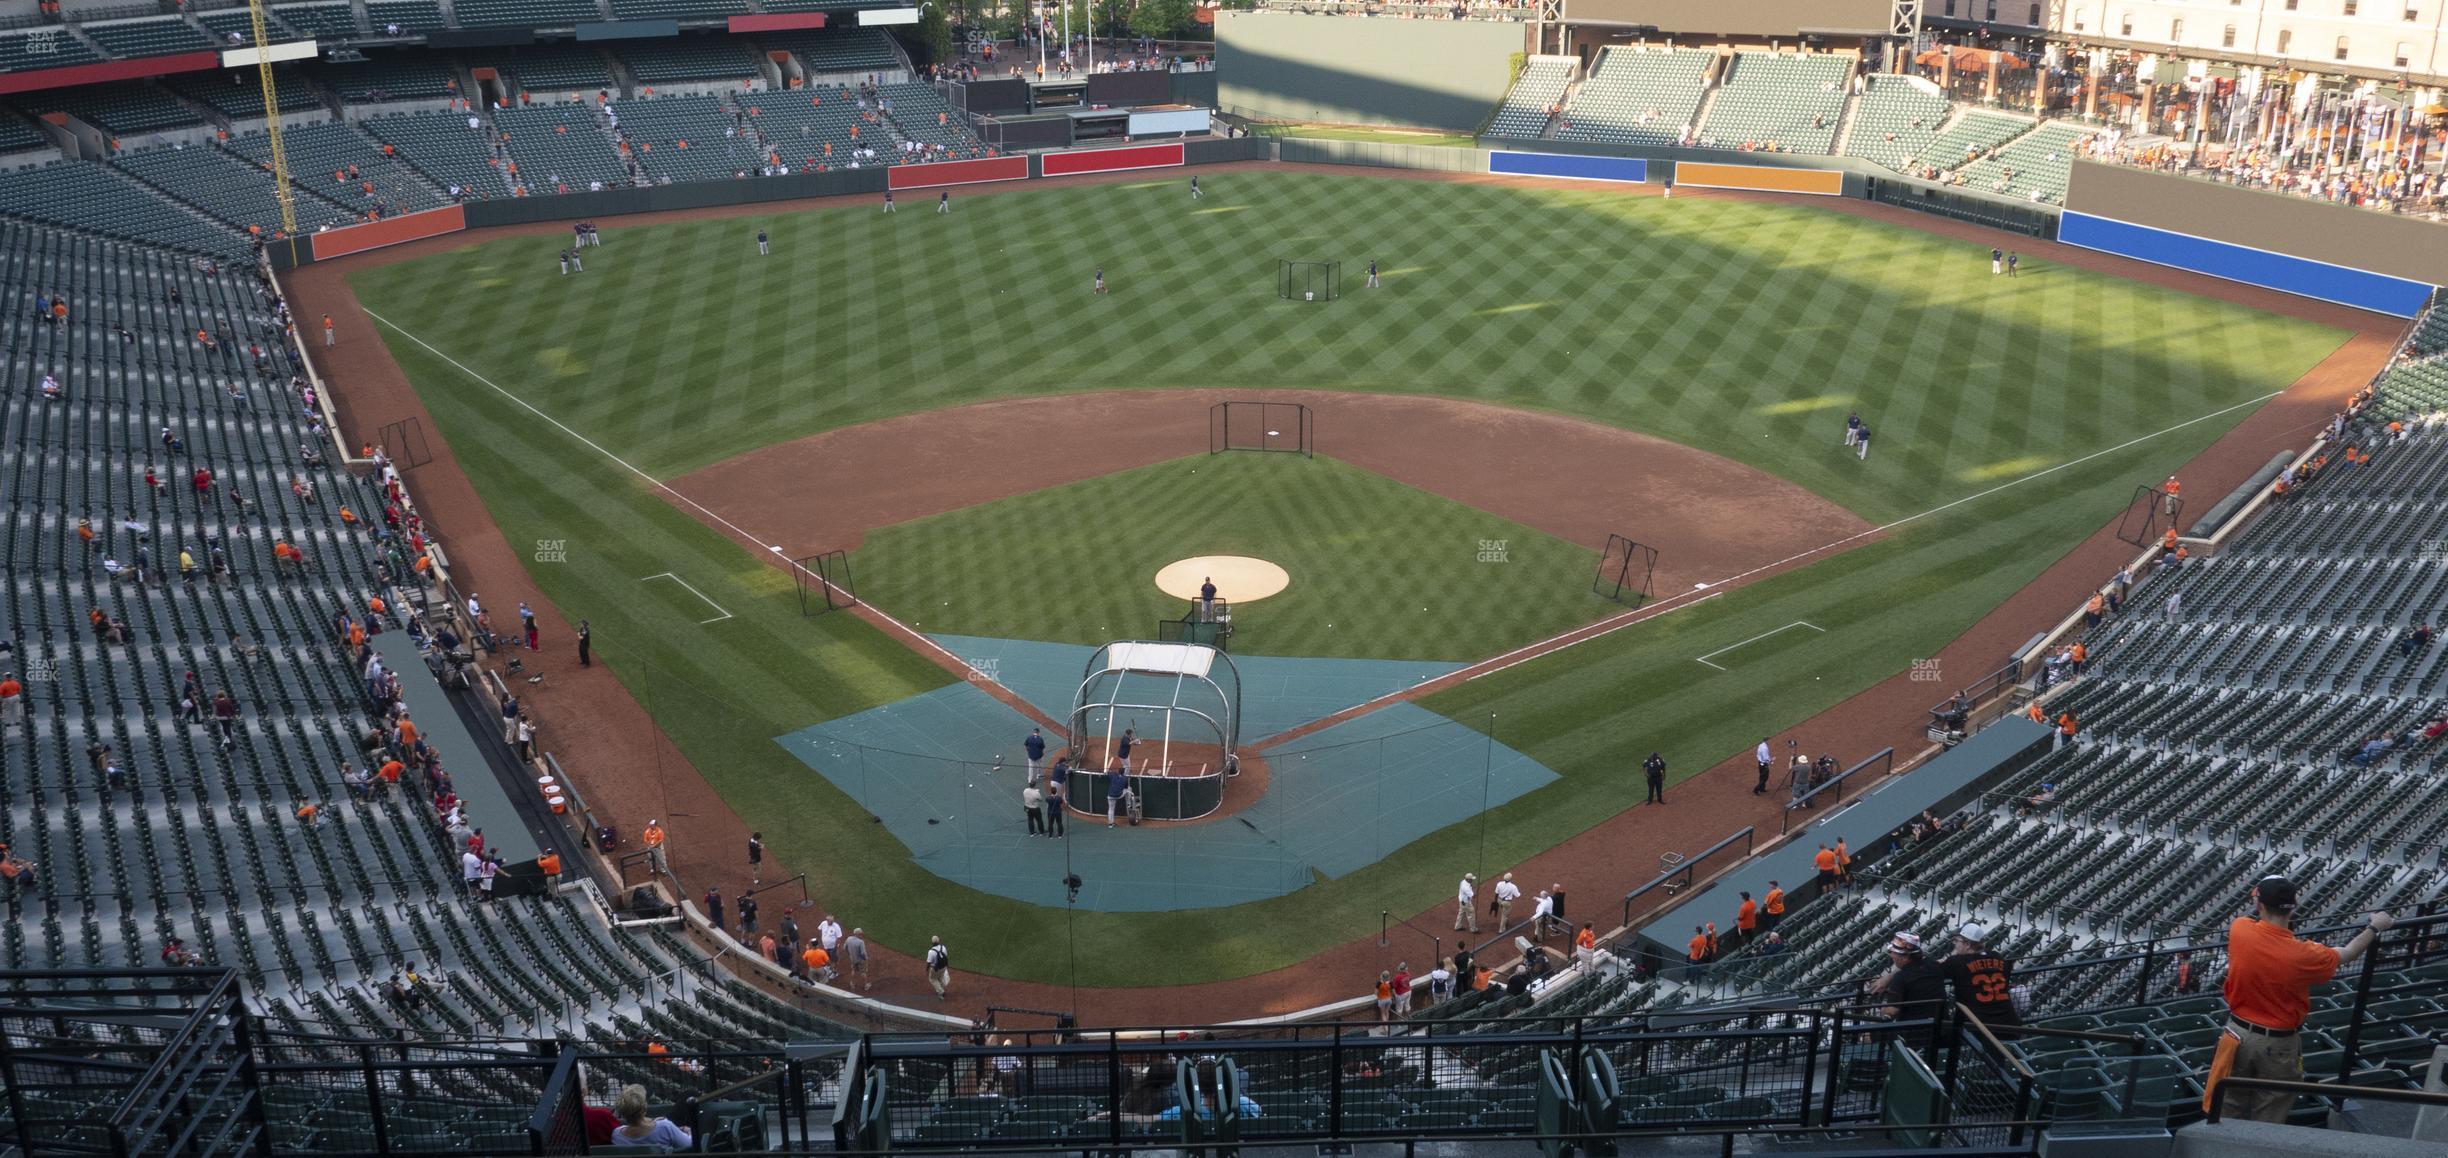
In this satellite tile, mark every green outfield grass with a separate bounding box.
[351,170,2350,985]
[857,453,1603,661]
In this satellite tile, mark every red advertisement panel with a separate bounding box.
[1040,142,1184,177]
[309,205,468,262]
[728,12,827,31]
[886,155,1028,190]
[0,51,220,96]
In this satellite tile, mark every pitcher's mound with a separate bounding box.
[1156,556,1290,603]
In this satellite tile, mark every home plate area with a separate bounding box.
[771,636,1558,911]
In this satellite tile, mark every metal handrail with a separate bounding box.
[1618,825,1755,931]
[2204,1075,2448,1124]
[1953,1005,2037,1082]
[1782,746,1895,832]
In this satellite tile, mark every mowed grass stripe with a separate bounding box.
[353,171,2350,985]
[853,454,1602,661]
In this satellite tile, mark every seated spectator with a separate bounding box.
[0,843,35,894]
[2401,623,2435,658]
[609,1085,692,1150]
[2347,733,2394,767]
[2014,783,2058,817]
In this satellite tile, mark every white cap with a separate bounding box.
[1958,923,1990,944]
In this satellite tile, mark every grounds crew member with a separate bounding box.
[2203,876,2393,1122]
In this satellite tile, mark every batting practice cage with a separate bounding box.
[1593,534,1659,605]
[1209,401,1314,457]
[794,550,857,616]
[1278,259,1340,302]
[1066,642,1242,821]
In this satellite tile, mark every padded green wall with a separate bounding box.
[1216,11,1523,130]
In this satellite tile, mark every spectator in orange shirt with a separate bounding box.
[1686,925,1710,966]
[1834,838,1851,885]
[1762,881,1785,930]
[1814,843,1839,890]
[2202,875,2392,1122]
[1735,892,1759,945]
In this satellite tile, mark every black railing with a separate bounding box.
[1783,746,1896,833]
[833,1006,2020,1155]
[2204,1076,2448,1125]
[1927,660,2025,736]
[1619,825,1754,931]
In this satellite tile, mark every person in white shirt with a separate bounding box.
[1530,890,1555,939]
[1493,873,1522,928]
[460,849,483,898]
[1453,873,1478,933]
[818,916,844,952]
[1426,958,1454,1005]
[1754,738,1774,795]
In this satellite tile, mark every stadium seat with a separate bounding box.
[1555,46,1712,148]
[1695,52,1851,154]
[1486,58,1571,140]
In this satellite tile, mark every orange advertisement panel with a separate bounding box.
[309,205,468,262]
[1672,162,1843,197]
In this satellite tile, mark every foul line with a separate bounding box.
[361,309,990,684]
[640,572,733,624]
[1694,621,1824,670]
[1464,387,2288,684]
[369,299,2285,710]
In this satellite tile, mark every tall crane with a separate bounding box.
[246,0,299,264]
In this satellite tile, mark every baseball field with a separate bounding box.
[339,167,2349,989]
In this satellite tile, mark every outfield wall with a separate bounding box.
[1216,11,1523,130]
[267,138,1270,269]
[2062,161,2444,317]
[1278,137,1491,172]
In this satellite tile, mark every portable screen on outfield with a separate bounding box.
[1278,259,1339,302]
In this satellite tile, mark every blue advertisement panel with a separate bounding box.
[2059,211,2432,317]
[1488,150,1648,184]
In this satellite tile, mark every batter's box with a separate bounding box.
[1694,621,1826,670]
